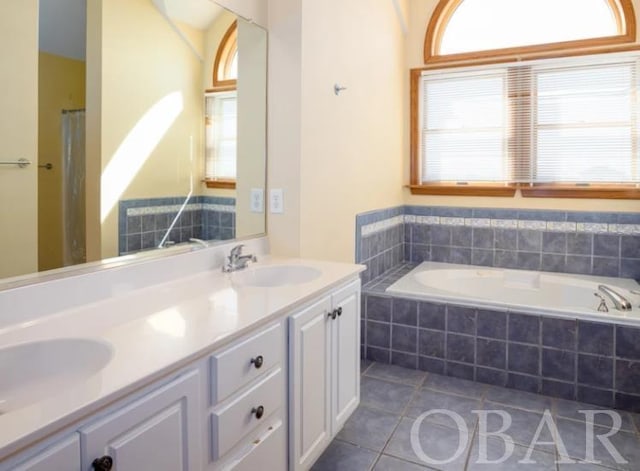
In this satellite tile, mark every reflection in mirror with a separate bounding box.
[0,0,266,283]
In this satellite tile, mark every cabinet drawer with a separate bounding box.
[221,420,286,471]
[210,322,283,404]
[210,368,283,461]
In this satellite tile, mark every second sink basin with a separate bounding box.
[232,265,322,288]
[0,338,113,413]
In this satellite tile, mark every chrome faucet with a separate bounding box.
[189,238,209,248]
[222,244,257,272]
[598,285,632,312]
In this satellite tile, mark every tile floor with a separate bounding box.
[311,361,640,471]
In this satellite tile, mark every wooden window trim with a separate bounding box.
[408,184,517,197]
[424,0,637,65]
[520,184,640,199]
[204,179,236,189]
[213,20,238,89]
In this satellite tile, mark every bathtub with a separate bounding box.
[386,262,640,324]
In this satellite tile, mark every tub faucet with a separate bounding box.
[598,285,632,312]
[222,244,257,272]
[189,238,209,248]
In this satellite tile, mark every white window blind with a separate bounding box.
[205,92,237,180]
[420,52,640,186]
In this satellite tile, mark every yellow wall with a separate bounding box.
[37,52,86,271]
[404,0,640,213]
[98,0,205,258]
[0,1,38,278]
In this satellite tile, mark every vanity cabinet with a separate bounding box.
[0,435,80,471]
[80,368,202,471]
[289,280,360,471]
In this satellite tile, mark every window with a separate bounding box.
[411,0,639,198]
[205,21,238,189]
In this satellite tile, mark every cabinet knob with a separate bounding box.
[252,405,265,419]
[251,355,264,369]
[336,307,343,316]
[327,309,336,320]
[92,456,113,471]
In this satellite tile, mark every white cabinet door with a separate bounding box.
[289,296,332,471]
[0,435,80,471]
[80,369,201,471]
[331,280,360,434]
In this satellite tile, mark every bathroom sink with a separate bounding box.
[0,338,113,413]
[232,265,322,288]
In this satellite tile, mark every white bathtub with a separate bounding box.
[386,262,640,324]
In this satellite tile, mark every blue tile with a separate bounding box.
[618,213,640,224]
[542,348,575,381]
[518,230,542,252]
[593,234,620,257]
[577,354,613,388]
[431,246,450,263]
[476,339,506,369]
[616,325,640,360]
[405,205,432,216]
[392,298,418,326]
[141,232,155,249]
[449,247,471,265]
[541,254,566,273]
[577,386,614,408]
[126,234,142,252]
[432,207,473,217]
[518,209,566,222]
[472,228,494,249]
[566,255,592,275]
[578,321,613,356]
[431,226,451,245]
[508,313,540,344]
[418,329,445,358]
[446,361,475,380]
[412,225,431,244]
[127,215,142,233]
[508,343,539,375]
[418,356,445,374]
[506,373,540,394]
[614,392,640,413]
[472,249,494,267]
[476,367,508,387]
[494,250,518,269]
[567,233,593,256]
[591,257,619,277]
[367,296,392,322]
[392,325,418,354]
[494,229,518,250]
[391,351,418,370]
[477,309,507,339]
[517,252,541,271]
[367,346,391,364]
[411,245,430,263]
[542,232,567,254]
[541,379,575,400]
[542,317,576,350]
[618,234,640,258]
[418,302,446,330]
[567,211,618,224]
[446,333,475,363]
[621,258,640,280]
[473,208,519,219]
[367,321,391,348]
[451,226,472,247]
[447,305,476,335]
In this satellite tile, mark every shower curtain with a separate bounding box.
[61,109,86,266]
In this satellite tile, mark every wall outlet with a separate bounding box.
[250,188,264,213]
[269,188,284,214]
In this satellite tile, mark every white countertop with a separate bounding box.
[0,256,364,460]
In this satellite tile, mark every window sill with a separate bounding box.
[520,184,640,199]
[204,179,236,189]
[408,184,517,197]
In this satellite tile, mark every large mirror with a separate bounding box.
[0,0,266,282]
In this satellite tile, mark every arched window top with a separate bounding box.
[213,20,238,89]
[425,0,636,63]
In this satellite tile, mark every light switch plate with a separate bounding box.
[250,188,264,213]
[270,189,284,214]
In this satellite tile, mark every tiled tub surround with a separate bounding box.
[119,196,235,254]
[361,267,640,413]
[356,206,640,285]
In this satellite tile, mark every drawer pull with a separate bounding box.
[251,355,264,369]
[252,405,265,419]
[92,456,113,471]
[336,306,343,316]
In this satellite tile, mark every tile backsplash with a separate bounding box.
[356,206,640,283]
[119,196,235,255]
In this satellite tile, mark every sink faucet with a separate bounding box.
[598,285,632,312]
[222,244,257,272]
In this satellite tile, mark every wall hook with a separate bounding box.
[334,84,347,96]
